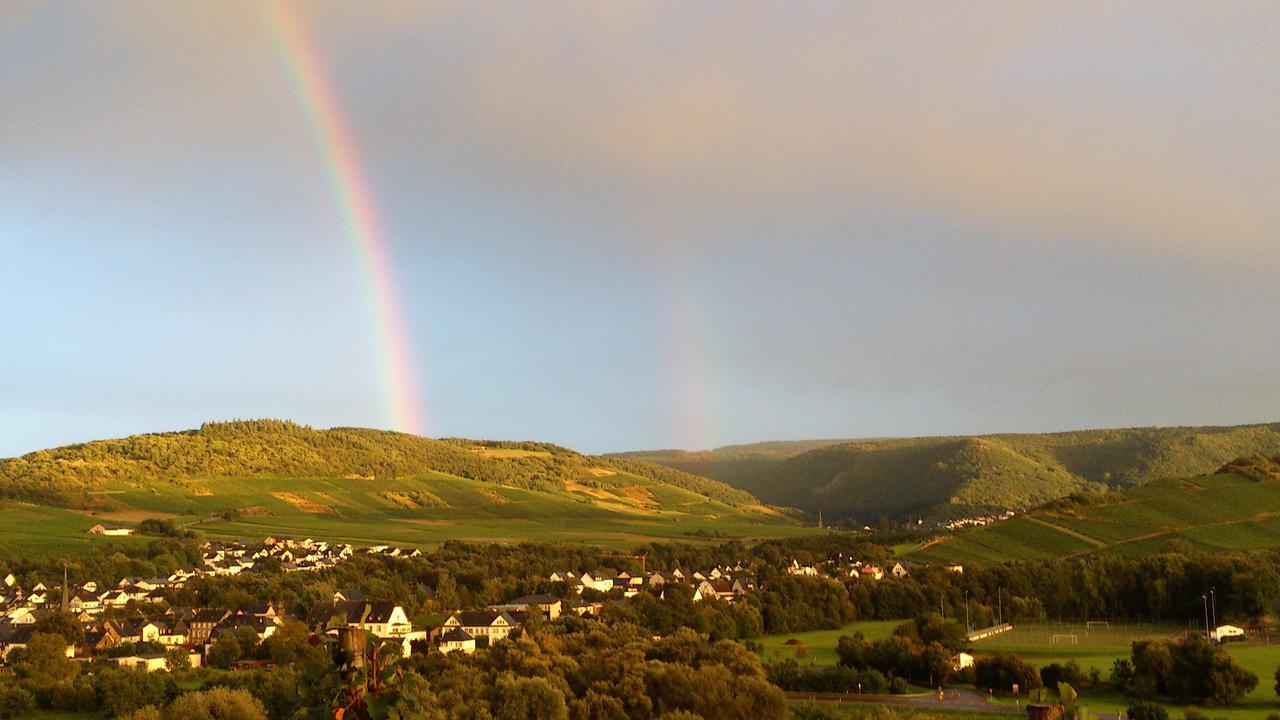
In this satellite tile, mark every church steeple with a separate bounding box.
[61,565,69,612]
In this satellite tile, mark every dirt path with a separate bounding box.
[785,687,1023,713]
[1025,516,1108,547]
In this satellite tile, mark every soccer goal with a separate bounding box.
[1086,621,1111,629]
[1050,633,1079,645]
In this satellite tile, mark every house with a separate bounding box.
[212,613,280,642]
[951,652,974,671]
[69,590,102,614]
[333,589,367,603]
[156,619,188,646]
[439,610,517,646]
[110,618,161,644]
[88,524,135,536]
[891,562,910,579]
[100,590,132,608]
[438,627,476,655]
[786,560,818,577]
[489,594,562,620]
[248,601,279,619]
[945,563,965,575]
[82,624,123,653]
[114,654,169,672]
[1213,625,1246,643]
[186,609,233,644]
[308,600,415,640]
[696,580,738,602]
[564,599,602,617]
[576,571,615,593]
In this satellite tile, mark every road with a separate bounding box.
[786,687,1025,714]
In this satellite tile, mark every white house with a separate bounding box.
[438,627,476,655]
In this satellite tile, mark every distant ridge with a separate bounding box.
[616,423,1280,523]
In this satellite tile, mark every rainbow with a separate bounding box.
[263,1,427,435]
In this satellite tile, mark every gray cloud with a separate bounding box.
[4,1,1279,452]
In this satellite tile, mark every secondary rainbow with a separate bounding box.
[263,1,427,435]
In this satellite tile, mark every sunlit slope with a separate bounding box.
[906,458,1280,564]
[0,420,807,552]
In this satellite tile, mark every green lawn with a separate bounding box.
[760,620,904,666]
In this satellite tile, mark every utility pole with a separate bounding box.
[1210,587,1217,630]
[965,590,971,632]
[998,587,1003,625]
[1201,594,1209,637]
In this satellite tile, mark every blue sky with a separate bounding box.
[3,2,1280,456]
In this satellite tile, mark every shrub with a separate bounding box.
[1128,702,1169,720]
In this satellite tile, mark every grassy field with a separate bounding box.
[760,620,904,666]
[972,623,1280,720]
[906,473,1280,564]
[0,468,818,555]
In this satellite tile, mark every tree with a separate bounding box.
[32,611,85,645]
[165,646,191,673]
[263,619,316,665]
[389,672,445,720]
[0,685,35,720]
[207,635,242,669]
[490,675,568,720]
[92,667,174,718]
[1125,636,1256,705]
[975,653,1042,692]
[15,631,77,691]
[835,634,868,668]
[165,687,267,720]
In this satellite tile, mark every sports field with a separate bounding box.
[973,622,1280,720]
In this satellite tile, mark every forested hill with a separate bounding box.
[905,454,1280,564]
[609,439,854,485]
[0,419,759,509]
[618,423,1280,523]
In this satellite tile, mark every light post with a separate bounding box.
[965,590,971,633]
[1210,587,1217,630]
[1201,594,1209,637]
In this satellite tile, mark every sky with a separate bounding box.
[3,2,1280,457]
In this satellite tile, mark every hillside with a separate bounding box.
[903,454,1280,564]
[611,439,853,486]
[0,420,809,554]
[618,423,1280,522]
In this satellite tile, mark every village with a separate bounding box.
[0,534,938,671]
